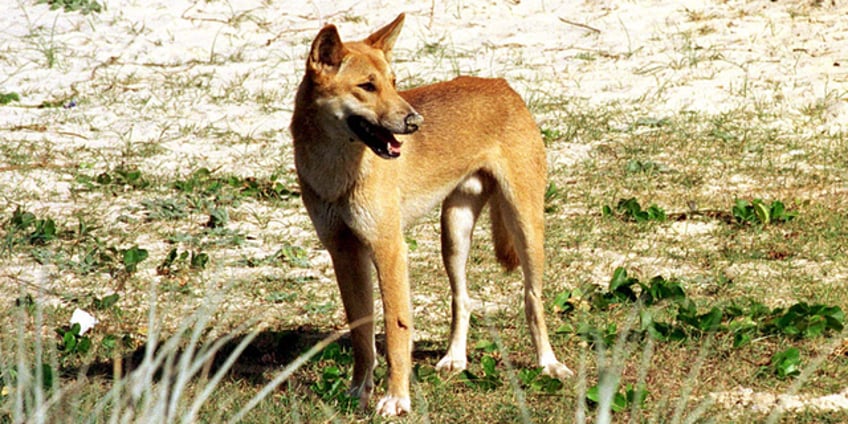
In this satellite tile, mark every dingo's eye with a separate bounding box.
[358,82,377,92]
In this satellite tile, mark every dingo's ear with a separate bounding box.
[364,13,405,60]
[308,25,348,72]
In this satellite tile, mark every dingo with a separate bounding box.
[290,13,573,417]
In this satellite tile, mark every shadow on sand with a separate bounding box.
[73,327,446,384]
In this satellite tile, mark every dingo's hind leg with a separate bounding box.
[436,172,493,372]
[492,176,574,380]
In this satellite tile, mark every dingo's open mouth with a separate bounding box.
[347,115,402,159]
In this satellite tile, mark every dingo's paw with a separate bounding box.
[435,355,467,372]
[376,395,411,417]
[541,360,574,380]
[348,380,374,407]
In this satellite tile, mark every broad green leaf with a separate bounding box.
[772,347,801,379]
[753,200,770,225]
[481,355,498,376]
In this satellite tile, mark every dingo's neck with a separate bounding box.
[291,79,374,203]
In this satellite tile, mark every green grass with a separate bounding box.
[2,1,848,423]
[37,0,102,14]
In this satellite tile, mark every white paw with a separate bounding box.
[541,360,574,380]
[435,355,467,373]
[375,395,411,417]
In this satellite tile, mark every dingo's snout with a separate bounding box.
[403,112,423,134]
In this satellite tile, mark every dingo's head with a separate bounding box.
[302,13,422,159]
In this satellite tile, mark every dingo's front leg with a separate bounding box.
[371,233,413,417]
[324,228,378,407]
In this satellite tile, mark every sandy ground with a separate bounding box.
[1,0,847,414]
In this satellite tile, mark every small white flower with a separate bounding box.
[70,308,97,335]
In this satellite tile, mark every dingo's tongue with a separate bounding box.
[388,139,402,156]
